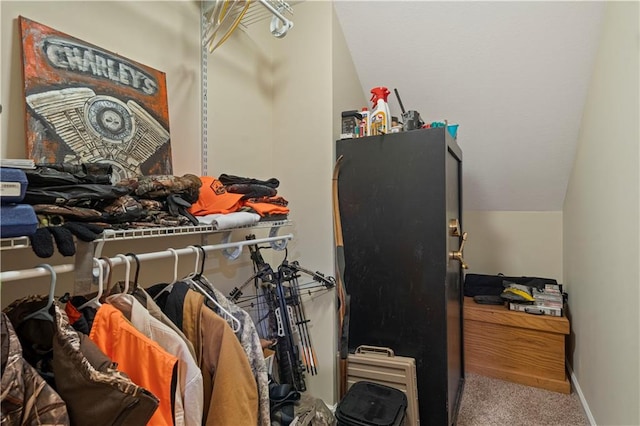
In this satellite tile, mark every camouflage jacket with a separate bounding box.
[116,174,201,203]
[206,285,270,426]
[1,313,70,425]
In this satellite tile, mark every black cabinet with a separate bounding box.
[336,128,465,425]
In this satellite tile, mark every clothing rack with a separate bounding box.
[0,233,292,283]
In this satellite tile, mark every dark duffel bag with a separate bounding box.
[25,167,80,186]
[464,273,558,297]
[24,184,130,207]
[26,165,112,187]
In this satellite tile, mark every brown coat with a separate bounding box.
[52,304,159,426]
[182,290,258,426]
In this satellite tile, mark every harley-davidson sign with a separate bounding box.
[19,16,172,180]
[42,37,159,95]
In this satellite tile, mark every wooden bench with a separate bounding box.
[463,296,571,393]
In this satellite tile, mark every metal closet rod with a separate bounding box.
[0,233,293,283]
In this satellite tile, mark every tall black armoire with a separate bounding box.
[336,127,465,425]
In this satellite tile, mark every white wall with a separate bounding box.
[463,211,562,279]
[269,1,365,403]
[563,2,640,425]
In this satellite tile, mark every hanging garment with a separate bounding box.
[65,295,98,335]
[1,313,70,426]
[110,282,197,361]
[89,304,178,426]
[3,296,57,388]
[202,284,270,426]
[51,305,158,426]
[182,289,259,426]
[107,293,204,426]
[146,282,190,331]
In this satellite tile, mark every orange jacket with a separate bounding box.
[89,304,178,426]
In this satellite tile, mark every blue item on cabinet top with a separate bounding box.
[1,168,28,204]
[0,204,38,238]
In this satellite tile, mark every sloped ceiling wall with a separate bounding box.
[333,1,605,211]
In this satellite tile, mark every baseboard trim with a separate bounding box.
[567,361,596,425]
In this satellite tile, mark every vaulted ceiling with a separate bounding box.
[333,1,605,211]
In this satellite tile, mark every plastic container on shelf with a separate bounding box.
[369,87,391,136]
[360,108,370,137]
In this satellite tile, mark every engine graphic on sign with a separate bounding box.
[27,88,170,182]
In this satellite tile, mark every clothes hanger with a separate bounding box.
[195,244,207,279]
[21,264,56,323]
[192,244,215,288]
[190,245,217,296]
[101,257,115,299]
[185,245,241,333]
[183,244,201,281]
[115,254,131,294]
[152,248,179,301]
[191,244,215,293]
[124,252,141,293]
[77,258,105,311]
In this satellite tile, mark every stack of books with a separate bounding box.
[509,284,564,317]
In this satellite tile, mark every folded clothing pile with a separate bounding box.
[0,167,38,238]
[110,174,202,228]
[188,174,290,219]
[21,163,124,257]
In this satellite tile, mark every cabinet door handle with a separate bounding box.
[449,231,468,269]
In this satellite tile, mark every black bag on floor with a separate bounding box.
[464,273,558,297]
[269,377,300,426]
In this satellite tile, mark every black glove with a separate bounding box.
[30,226,76,258]
[29,219,107,258]
[167,194,199,226]
[63,222,106,242]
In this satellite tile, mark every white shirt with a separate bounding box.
[107,293,204,426]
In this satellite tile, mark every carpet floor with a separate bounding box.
[457,373,590,426]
